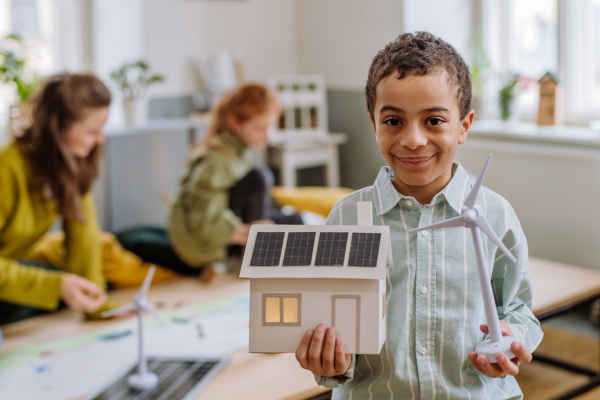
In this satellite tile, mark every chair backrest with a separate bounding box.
[266,75,329,140]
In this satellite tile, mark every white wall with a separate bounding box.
[143,0,298,97]
[296,0,403,90]
[403,0,474,60]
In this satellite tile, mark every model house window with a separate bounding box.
[263,293,302,326]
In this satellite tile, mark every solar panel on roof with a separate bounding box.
[283,232,316,266]
[348,232,381,267]
[250,232,284,266]
[315,232,348,266]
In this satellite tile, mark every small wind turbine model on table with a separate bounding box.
[409,154,518,362]
[102,265,166,391]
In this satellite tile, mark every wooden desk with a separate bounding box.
[4,258,600,400]
[530,257,600,317]
[529,257,600,400]
[1,275,328,400]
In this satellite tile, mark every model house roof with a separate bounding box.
[239,224,392,280]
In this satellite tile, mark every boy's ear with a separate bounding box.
[369,113,377,135]
[458,109,475,145]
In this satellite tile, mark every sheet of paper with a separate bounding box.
[0,293,249,400]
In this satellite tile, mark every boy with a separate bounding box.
[294,32,542,399]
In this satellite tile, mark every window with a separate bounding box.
[263,293,302,326]
[482,0,600,122]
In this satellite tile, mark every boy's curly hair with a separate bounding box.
[365,31,472,119]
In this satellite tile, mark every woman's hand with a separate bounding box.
[295,324,352,377]
[60,273,107,314]
[230,220,276,245]
[230,224,251,245]
[468,320,533,378]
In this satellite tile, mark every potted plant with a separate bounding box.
[110,60,165,126]
[498,73,533,121]
[0,34,41,136]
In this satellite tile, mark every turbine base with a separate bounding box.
[476,336,518,363]
[128,372,158,391]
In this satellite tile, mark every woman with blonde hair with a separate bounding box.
[0,73,176,325]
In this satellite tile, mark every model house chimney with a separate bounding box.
[357,202,373,227]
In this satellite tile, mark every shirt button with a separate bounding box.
[421,285,428,294]
[421,230,429,237]
[420,346,428,355]
[406,200,413,206]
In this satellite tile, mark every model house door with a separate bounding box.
[332,295,361,353]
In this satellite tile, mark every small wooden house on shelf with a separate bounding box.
[537,71,563,126]
[240,202,392,355]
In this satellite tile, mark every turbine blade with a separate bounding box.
[143,303,167,327]
[463,154,492,210]
[408,216,465,233]
[139,265,156,296]
[474,216,517,263]
[101,303,137,318]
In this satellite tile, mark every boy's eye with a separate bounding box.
[426,118,444,126]
[384,118,402,126]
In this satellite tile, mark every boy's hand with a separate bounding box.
[468,320,533,378]
[295,324,352,377]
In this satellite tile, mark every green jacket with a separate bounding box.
[0,141,105,310]
[168,131,252,267]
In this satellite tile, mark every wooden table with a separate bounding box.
[529,257,600,400]
[0,274,328,400]
[4,258,600,400]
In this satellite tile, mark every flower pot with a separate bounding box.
[122,97,147,127]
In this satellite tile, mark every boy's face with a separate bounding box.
[370,71,474,201]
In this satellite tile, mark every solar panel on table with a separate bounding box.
[89,357,226,400]
[348,233,381,267]
[315,232,348,266]
[283,232,316,266]
[250,232,285,266]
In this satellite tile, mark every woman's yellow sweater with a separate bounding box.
[0,141,105,310]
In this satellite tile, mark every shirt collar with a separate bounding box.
[372,163,472,216]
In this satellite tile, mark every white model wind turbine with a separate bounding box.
[409,154,518,362]
[102,265,166,391]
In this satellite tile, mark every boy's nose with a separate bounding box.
[401,124,427,150]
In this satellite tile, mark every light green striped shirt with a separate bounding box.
[316,163,542,400]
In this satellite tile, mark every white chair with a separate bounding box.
[266,75,347,188]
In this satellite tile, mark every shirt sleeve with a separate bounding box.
[491,214,543,354]
[314,354,357,388]
[0,161,63,310]
[62,193,106,290]
[178,151,244,246]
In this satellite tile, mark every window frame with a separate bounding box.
[262,293,302,327]
[479,0,600,124]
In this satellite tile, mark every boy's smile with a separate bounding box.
[370,71,474,205]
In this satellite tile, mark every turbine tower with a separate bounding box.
[102,265,166,391]
[409,154,518,362]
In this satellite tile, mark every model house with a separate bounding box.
[240,202,392,354]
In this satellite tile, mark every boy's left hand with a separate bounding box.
[468,320,532,378]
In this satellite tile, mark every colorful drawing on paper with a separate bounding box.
[0,293,249,400]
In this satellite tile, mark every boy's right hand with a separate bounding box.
[60,273,107,314]
[295,324,352,377]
